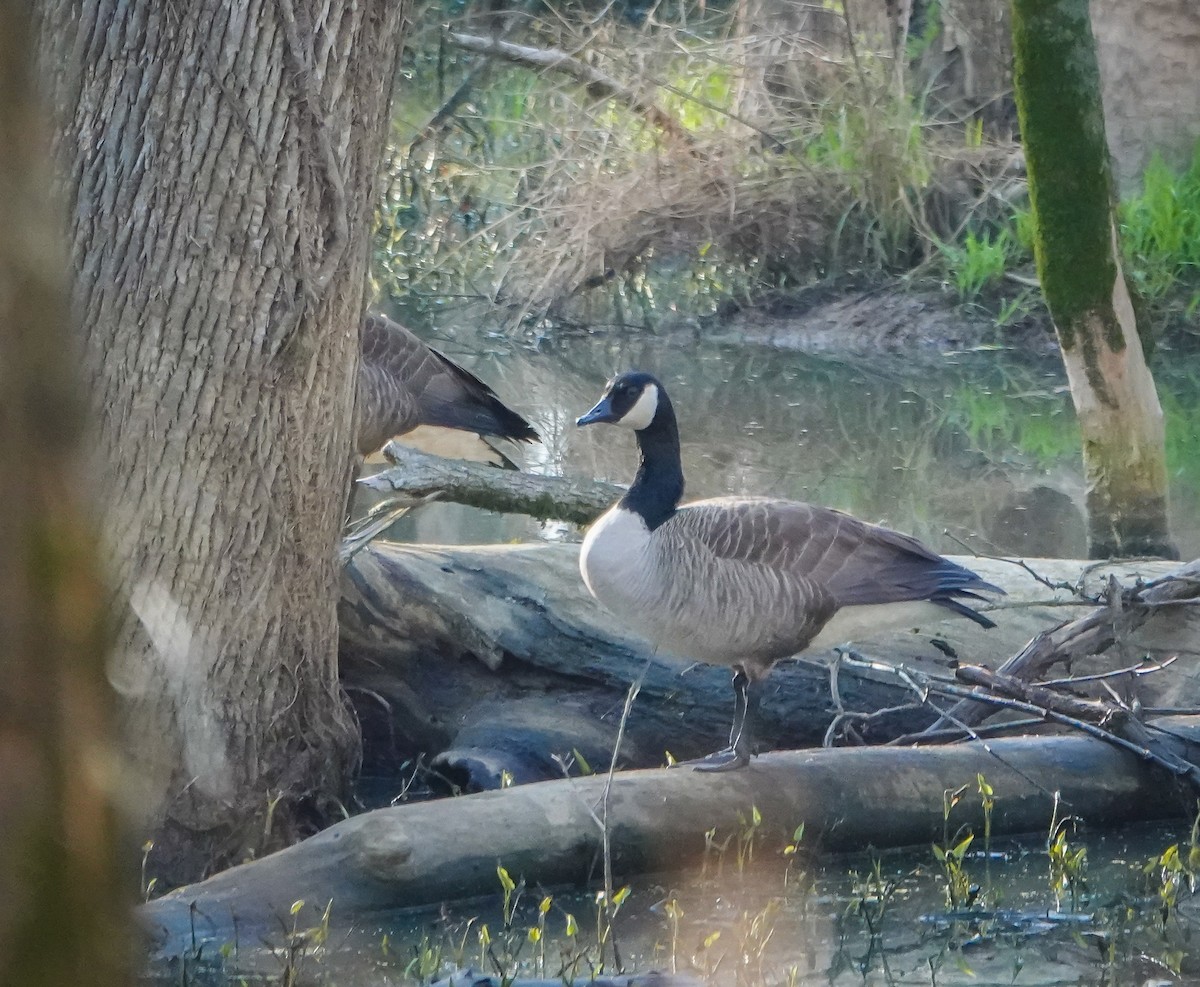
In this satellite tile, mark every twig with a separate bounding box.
[339,492,442,565]
[823,701,925,748]
[888,716,1051,746]
[942,531,1097,601]
[935,671,1200,789]
[597,663,649,974]
[1039,654,1177,687]
[835,652,1200,790]
[448,32,696,149]
[910,697,1052,795]
[955,664,1111,722]
[920,564,1200,733]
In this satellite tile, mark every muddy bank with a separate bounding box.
[701,283,1057,356]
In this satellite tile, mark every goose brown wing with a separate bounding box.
[356,315,428,453]
[356,314,539,455]
[679,498,1001,615]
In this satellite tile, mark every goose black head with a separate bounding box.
[576,371,664,431]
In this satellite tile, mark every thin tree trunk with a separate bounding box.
[1011,0,1175,560]
[0,1,127,981]
[36,0,408,882]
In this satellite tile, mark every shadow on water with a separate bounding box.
[365,318,1200,561]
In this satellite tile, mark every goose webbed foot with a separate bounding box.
[690,745,751,772]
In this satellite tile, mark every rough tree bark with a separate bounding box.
[1011,0,1175,560]
[0,1,127,981]
[35,0,408,882]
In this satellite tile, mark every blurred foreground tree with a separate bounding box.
[0,1,127,982]
[1011,0,1176,559]
[35,1,408,882]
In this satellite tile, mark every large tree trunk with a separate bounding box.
[36,0,408,882]
[1011,0,1175,560]
[0,1,127,980]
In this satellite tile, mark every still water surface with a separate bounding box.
[379,319,1200,562]
[157,821,1200,986]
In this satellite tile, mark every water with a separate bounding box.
[366,318,1200,562]
[151,821,1200,986]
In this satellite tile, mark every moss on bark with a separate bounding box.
[1011,0,1121,355]
[1011,0,1175,559]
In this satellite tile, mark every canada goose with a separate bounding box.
[576,370,1003,770]
[357,314,539,457]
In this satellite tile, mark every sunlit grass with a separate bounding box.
[1121,144,1200,304]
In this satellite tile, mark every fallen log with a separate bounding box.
[143,716,1200,954]
[340,543,1188,793]
[359,443,623,526]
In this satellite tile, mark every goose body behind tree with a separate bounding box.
[356,314,539,457]
[576,370,1003,769]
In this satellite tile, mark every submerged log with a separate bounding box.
[143,716,1200,952]
[340,543,1189,793]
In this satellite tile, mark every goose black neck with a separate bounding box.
[620,392,684,530]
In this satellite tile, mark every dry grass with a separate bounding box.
[376,1,1024,325]
[498,138,846,319]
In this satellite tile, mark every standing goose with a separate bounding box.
[576,371,1003,770]
[356,313,539,457]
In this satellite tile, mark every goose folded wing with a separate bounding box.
[682,499,1003,617]
[356,314,429,454]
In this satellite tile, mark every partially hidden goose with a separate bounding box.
[576,370,1004,770]
[356,313,539,457]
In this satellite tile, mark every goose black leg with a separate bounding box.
[692,667,756,771]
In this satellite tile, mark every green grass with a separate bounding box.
[935,144,1200,324]
[941,228,1013,302]
[1120,144,1200,303]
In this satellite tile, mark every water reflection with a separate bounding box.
[366,319,1200,561]
[151,821,1198,987]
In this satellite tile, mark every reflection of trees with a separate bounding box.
[389,320,1200,560]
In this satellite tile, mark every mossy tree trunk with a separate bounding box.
[0,1,127,981]
[35,0,408,882]
[1011,0,1175,559]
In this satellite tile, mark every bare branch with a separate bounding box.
[448,32,697,149]
[358,442,622,526]
[924,559,1200,732]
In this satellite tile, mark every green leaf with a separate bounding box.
[497,865,516,893]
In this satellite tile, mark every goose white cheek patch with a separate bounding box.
[617,383,659,430]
